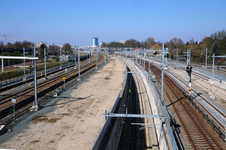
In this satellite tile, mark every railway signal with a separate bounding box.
[62,77,66,89]
[186,65,192,77]
[186,65,192,97]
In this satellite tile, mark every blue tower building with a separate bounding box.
[92,37,98,46]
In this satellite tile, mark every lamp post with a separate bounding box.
[161,43,164,101]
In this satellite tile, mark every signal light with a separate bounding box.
[186,65,192,76]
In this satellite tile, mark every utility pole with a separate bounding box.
[177,48,178,62]
[0,55,39,112]
[161,43,164,101]
[104,48,106,63]
[2,34,13,46]
[23,48,26,80]
[96,48,98,69]
[141,48,143,66]
[148,49,150,80]
[211,54,226,84]
[140,49,141,65]
[78,47,81,81]
[74,49,76,69]
[44,48,47,79]
[60,46,62,69]
[89,48,91,63]
[144,48,145,69]
[205,48,207,69]
[165,50,168,68]
[33,47,38,110]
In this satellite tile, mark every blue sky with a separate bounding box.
[1,0,226,46]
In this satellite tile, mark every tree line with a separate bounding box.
[101,29,226,64]
[0,41,73,57]
[0,41,34,49]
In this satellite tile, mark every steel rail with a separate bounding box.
[0,55,104,121]
[0,55,92,92]
[152,65,215,149]
[0,59,95,106]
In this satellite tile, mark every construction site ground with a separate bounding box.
[0,56,125,150]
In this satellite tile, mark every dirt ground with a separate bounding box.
[0,57,125,150]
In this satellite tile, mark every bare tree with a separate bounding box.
[6,42,13,48]
[21,41,34,48]
[167,37,184,50]
[145,37,155,48]
[63,43,72,54]
[13,41,23,49]
[49,44,60,55]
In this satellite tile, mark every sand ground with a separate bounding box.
[0,57,125,150]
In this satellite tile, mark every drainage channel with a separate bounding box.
[92,67,145,150]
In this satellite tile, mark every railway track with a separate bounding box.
[126,60,155,149]
[163,63,226,105]
[0,54,104,122]
[144,58,226,123]
[147,62,226,149]
[119,55,226,147]
[0,55,90,93]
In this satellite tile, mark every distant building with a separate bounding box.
[35,43,40,48]
[99,42,103,47]
[120,40,125,45]
[92,37,98,46]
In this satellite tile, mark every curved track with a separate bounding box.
[148,61,226,149]
[128,57,226,149]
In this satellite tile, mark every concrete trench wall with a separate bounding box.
[92,60,147,149]
[91,58,128,150]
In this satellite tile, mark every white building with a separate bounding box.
[99,42,103,47]
[120,40,125,44]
